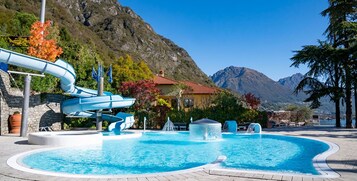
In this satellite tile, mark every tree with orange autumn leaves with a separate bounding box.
[28,21,62,62]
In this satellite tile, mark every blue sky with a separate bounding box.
[119,0,329,81]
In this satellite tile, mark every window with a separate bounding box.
[171,99,178,108]
[184,98,194,108]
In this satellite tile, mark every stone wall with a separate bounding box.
[267,111,292,124]
[0,71,64,135]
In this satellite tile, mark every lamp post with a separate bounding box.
[96,65,104,131]
[40,0,46,23]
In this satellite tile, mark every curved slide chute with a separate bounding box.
[0,48,135,131]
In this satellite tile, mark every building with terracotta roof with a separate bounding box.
[153,75,178,95]
[153,75,219,110]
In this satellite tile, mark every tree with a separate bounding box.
[112,55,153,88]
[118,80,160,112]
[210,90,245,122]
[119,80,173,128]
[291,0,357,128]
[28,21,63,62]
[321,0,357,128]
[1,12,37,37]
[0,14,63,92]
[10,12,37,36]
[152,98,172,128]
[291,42,344,127]
[285,105,313,123]
[0,12,37,52]
[73,45,103,90]
[243,92,261,110]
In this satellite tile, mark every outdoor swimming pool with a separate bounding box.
[15,132,333,177]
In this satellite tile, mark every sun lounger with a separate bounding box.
[173,122,187,130]
[298,122,305,126]
[39,126,52,132]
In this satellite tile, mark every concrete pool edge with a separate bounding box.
[28,131,102,146]
[28,130,142,146]
[311,136,340,178]
[6,131,340,179]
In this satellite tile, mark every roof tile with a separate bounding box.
[182,81,218,94]
[153,75,177,85]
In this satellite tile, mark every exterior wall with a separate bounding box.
[192,94,215,109]
[156,84,176,95]
[0,71,64,135]
[182,94,215,110]
[156,84,177,109]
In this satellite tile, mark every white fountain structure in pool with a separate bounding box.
[162,117,175,131]
[189,118,222,140]
[246,123,262,134]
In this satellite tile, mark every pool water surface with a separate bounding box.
[20,132,329,175]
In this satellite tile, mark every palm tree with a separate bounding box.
[321,0,357,128]
[291,42,344,127]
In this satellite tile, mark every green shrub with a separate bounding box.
[64,118,94,129]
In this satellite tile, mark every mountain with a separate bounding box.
[211,66,340,113]
[278,73,304,90]
[211,66,303,104]
[278,74,340,114]
[0,0,212,85]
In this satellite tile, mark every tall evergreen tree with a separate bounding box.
[291,42,344,127]
[292,0,357,128]
[321,0,357,128]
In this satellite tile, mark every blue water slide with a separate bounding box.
[0,48,135,131]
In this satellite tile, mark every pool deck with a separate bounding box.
[0,126,356,181]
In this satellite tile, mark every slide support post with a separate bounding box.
[20,75,31,137]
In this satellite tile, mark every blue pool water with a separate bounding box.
[21,132,329,175]
[101,131,132,136]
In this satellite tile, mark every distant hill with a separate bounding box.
[0,0,212,85]
[278,73,304,90]
[211,66,303,104]
[211,66,341,113]
[278,73,337,114]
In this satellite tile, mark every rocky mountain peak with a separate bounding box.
[68,0,210,84]
[211,66,304,104]
[5,0,212,85]
[278,73,304,90]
